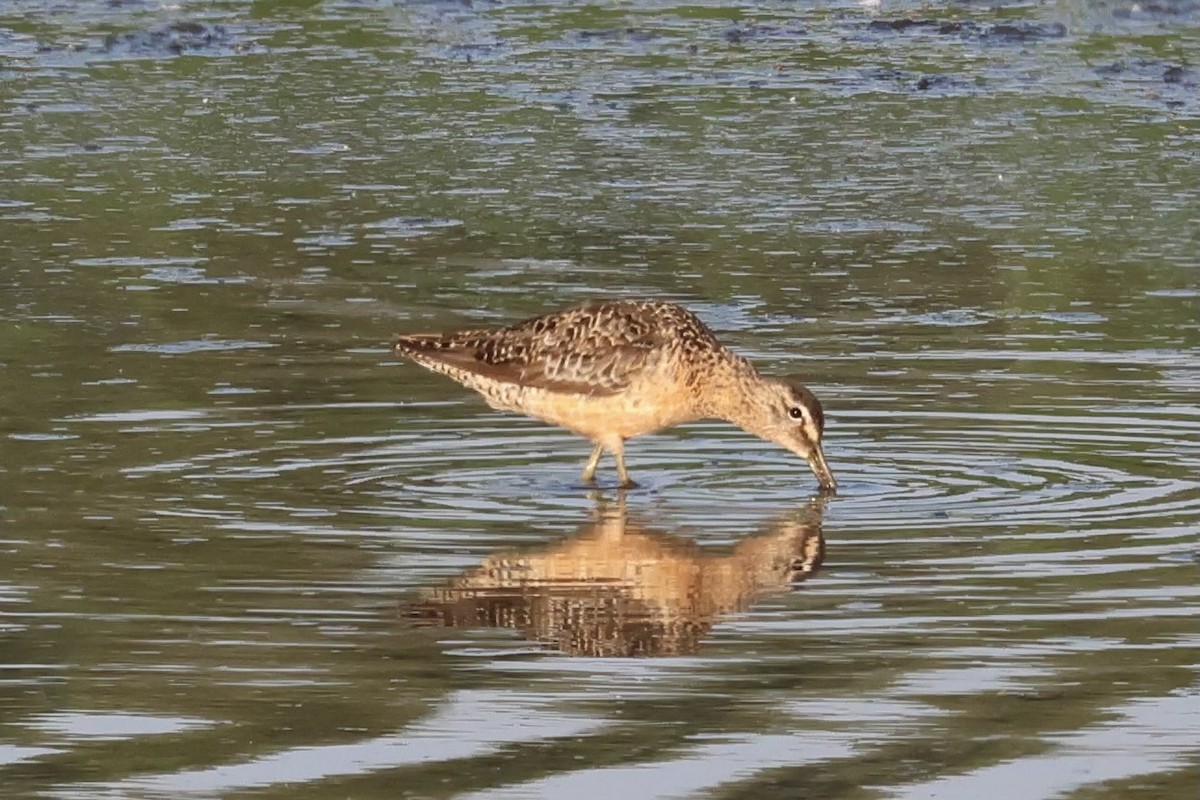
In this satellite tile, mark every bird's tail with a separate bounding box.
[392,333,447,355]
[392,330,495,358]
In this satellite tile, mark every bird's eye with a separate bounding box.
[788,407,804,420]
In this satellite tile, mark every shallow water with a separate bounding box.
[2,0,1198,798]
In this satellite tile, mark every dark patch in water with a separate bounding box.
[722,23,807,44]
[986,22,1067,41]
[915,73,965,91]
[1097,58,1197,87]
[1162,64,1195,84]
[862,67,974,93]
[103,22,240,56]
[574,28,659,44]
[36,21,251,58]
[867,19,1067,42]
[867,18,933,33]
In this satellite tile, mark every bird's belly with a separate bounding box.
[492,388,694,441]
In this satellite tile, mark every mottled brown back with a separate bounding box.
[392,300,725,396]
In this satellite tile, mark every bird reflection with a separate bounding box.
[405,496,826,657]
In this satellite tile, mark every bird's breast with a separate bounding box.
[495,380,697,441]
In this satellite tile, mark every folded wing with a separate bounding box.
[392,303,668,397]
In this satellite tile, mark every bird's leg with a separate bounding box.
[580,442,604,484]
[612,439,639,490]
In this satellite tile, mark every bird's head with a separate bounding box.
[737,379,837,492]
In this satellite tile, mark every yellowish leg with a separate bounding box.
[612,440,638,489]
[580,443,604,484]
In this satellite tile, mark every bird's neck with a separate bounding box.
[694,356,769,431]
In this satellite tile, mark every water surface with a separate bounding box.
[1,0,1197,798]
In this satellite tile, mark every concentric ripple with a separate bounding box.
[828,408,1200,531]
[111,394,1200,544]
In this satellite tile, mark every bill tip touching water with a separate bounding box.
[391,299,836,492]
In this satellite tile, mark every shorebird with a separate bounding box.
[391,299,835,491]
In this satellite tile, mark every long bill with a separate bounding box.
[806,444,837,493]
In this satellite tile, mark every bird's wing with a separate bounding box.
[392,305,667,396]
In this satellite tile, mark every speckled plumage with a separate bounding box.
[392,299,836,490]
